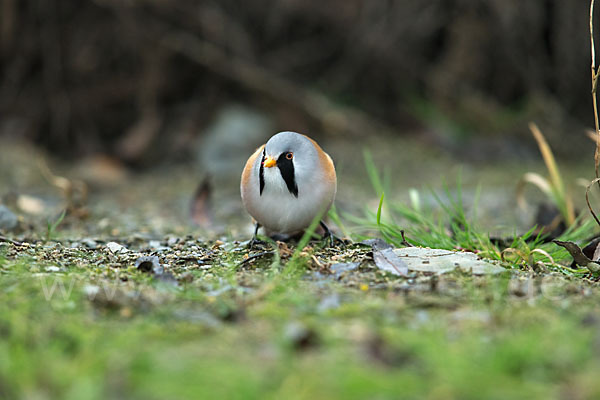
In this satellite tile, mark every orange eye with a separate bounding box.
[285,152,293,160]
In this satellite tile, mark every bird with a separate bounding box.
[241,131,337,243]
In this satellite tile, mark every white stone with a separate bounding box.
[106,241,128,254]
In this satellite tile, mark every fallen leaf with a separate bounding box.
[582,237,600,262]
[393,247,506,275]
[553,240,600,274]
[373,248,408,276]
[190,175,213,228]
[553,240,592,266]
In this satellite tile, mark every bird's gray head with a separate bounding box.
[259,131,319,197]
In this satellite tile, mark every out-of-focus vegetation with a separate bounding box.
[0,0,593,163]
[3,3,600,398]
[1,193,600,399]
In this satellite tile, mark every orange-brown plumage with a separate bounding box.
[302,134,336,186]
[241,144,264,198]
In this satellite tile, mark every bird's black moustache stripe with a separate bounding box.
[259,148,265,195]
[277,152,298,197]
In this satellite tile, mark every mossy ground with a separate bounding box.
[3,232,600,399]
[1,138,600,399]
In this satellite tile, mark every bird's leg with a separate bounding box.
[319,220,335,247]
[248,223,264,249]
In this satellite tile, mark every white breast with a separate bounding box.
[241,162,336,235]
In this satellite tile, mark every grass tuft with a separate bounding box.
[351,152,597,274]
[46,209,67,243]
[516,123,576,226]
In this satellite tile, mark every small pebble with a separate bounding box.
[106,242,128,254]
[148,240,162,249]
[135,255,161,273]
[82,238,98,249]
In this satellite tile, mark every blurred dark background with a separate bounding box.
[0,0,594,166]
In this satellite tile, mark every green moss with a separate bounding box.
[2,241,600,400]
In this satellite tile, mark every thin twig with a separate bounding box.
[237,251,275,267]
[0,236,23,246]
[310,255,323,268]
[400,230,413,247]
[593,0,596,70]
[586,178,600,227]
[591,0,600,182]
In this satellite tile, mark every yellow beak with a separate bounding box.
[263,156,276,168]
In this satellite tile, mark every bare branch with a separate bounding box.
[159,31,394,138]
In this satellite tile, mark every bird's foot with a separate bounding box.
[318,221,347,248]
[321,232,347,248]
[247,237,268,250]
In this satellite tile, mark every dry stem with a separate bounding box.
[591,0,600,180]
[587,178,600,227]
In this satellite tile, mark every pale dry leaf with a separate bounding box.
[373,248,408,276]
[394,247,506,275]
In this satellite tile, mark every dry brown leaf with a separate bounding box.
[553,240,600,273]
[190,176,213,228]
